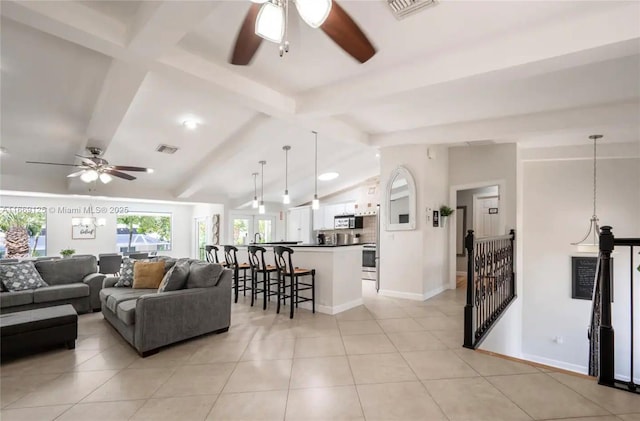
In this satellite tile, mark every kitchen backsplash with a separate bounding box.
[318,215,377,244]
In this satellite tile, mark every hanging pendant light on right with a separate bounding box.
[312,131,320,210]
[571,134,603,253]
[258,161,266,215]
[282,145,291,205]
[251,172,259,209]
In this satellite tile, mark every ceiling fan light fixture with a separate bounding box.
[295,0,332,28]
[99,173,113,184]
[80,169,99,183]
[255,2,285,43]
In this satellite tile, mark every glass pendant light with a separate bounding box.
[259,160,266,214]
[282,145,291,205]
[312,131,320,210]
[571,134,603,253]
[80,169,99,183]
[99,172,112,184]
[255,2,285,43]
[295,0,332,28]
[252,172,259,208]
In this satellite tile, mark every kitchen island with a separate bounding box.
[236,244,363,315]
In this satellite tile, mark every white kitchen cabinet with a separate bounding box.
[312,207,325,231]
[288,206,312,243]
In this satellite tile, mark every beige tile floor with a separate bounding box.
[1,281,638,420]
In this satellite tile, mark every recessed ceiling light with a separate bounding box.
[375,152,380,158]
[182,119,198,130]
[318,172,339,181]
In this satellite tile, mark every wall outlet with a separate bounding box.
[553,336,564,344]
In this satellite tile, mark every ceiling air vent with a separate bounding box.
[155,144,179,154]
[387,0,437,20]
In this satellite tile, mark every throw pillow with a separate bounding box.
[0,262,49,291]
[133,261,165,289]
[186,261,224,289]
[114,258,135,287]
[157,260,190,293]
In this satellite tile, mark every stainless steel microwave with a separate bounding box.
[334,215,364,230]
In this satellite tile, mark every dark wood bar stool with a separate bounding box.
[224,245,251,303]
[247,246,278,309]
[273,246,316,319]
[204,245,226,265]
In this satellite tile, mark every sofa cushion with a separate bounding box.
[33,284,90,303]
[116,300,137,326]
[103,288,156,313]
[158,260,189,293]
[34,256,97,286]
[0,290,34,308]
[0,262,49,291]
[186,261,224,289]
[155,256,177,272]
[133,261,165,289]
[114,259,135,287]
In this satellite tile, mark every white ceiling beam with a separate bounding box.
[371,101,640,147]
[296,2,640,117]
[127,1,218,60]
[173,114,271,199]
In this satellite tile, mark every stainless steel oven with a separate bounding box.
[362,245,377,281]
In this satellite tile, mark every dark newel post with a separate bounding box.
[509,229,516,298]
[463,230,475,349]
[598,226,615,386]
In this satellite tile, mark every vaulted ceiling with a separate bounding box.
[1,1,638,204]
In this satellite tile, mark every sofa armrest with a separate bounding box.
[103,276,119,289]
[83,273,106,311]
[135,284,231,353]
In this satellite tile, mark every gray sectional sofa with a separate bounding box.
[100,259,232,356]
[0,257,105,314]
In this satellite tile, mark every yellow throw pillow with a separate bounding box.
[133,261,165,289]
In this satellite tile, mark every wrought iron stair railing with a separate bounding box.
[464,229,516,349]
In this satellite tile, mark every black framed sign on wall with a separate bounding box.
[571,256,613,301]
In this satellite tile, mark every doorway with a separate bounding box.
[453,184,501,288]
[230,214,276,245]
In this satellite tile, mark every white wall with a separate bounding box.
[521,150,640,378]
[0,192,224,259]
[379,145,449,299]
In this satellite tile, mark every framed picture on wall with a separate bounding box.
[72,225,96,240]
[456,206,467,256]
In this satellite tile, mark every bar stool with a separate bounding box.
[273,246,316,319]
[204,245,225,265]
[224,245,251,303]
[247,246,279,309]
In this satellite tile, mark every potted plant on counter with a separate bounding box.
[439,206,454,228]
[60,248,76,258]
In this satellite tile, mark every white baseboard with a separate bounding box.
[423,286,445,300]
[298,298,363,315]
[379,286,446,301]
[379,289,425,301]
[521,353,588,375]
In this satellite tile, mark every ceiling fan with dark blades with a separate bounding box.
[230,0,376,65]
[26,147,153,184]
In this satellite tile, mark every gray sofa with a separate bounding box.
[0,257,105,315]
[100,260,232,357]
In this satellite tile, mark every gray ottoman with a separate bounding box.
[1,304,78,357]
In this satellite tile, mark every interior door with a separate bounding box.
[474,195,500,238]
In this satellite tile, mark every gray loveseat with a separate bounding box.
[100,259,232,356]
[0,257,105,314]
